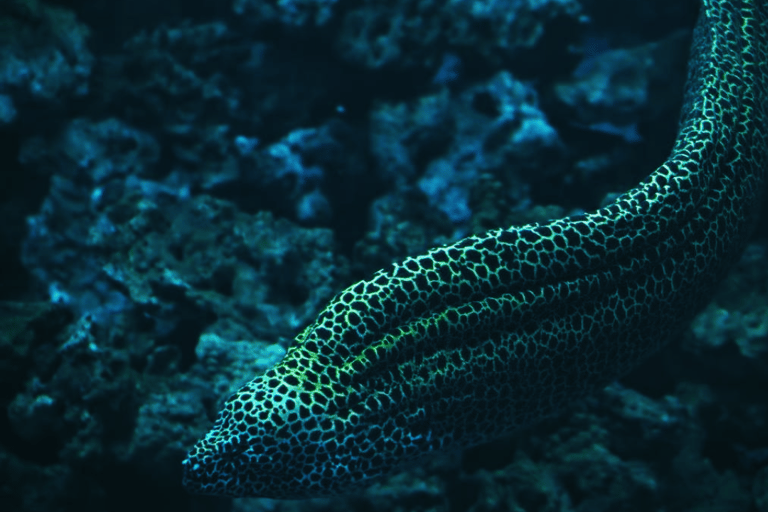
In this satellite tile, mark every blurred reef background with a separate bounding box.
[0,0,767,511]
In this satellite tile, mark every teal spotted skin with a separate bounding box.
[183,0,768,499]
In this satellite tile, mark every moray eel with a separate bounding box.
[183,0,767,499]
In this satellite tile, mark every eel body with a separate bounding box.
[183,0,767,499]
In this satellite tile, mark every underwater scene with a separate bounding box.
[0,0,767,511]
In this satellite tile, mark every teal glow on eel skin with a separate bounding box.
[183,0,767,498]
